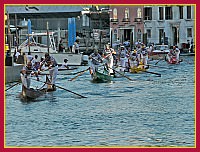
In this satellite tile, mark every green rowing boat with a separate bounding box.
[92,69,114,82]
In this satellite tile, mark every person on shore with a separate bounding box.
[60,59,69,69]
[73,40,80,54]
[89,50,102,75]
[13,48,17,62]
[26,52,33,63]
[15,49,21,63]
[31,55,40,70]
[38,53,58,90]
[20,62,39,89]
[59,39,65,52]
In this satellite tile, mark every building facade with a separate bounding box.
[143,5,195,49]
[110,5,144,49]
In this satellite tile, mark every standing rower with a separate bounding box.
[39,53,58,90]
[102,44,114,75]
[89,50,102,75]
[21,62,39,89]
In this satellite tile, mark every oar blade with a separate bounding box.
[144,71,161,77]
[5,81,21,91]
[69,68,89,81]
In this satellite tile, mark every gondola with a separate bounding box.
[166,56,182,64]
[91,68,114,83]
[21,75,55,99]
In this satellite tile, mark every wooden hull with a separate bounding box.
[21,76,55,100]
[92,70,114,82]
[21,85,45,99]
[148,54,166,60]
[130,65,148,73]
[167,57,180,64]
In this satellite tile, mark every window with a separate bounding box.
[125,8,129,19]
[187,6,191,19]
[137,29,142,41]
[38,36,42,44]
[159,29,164,44]
[179,6,183,19]
[137,8,142,18]
[113,8,117,19]
[187,28,192,37]
[144,7,152,20]
[165,7,173,20]
[159,7,164,20]
[147,29,151,38]
[113,33,117,42]
[82,14,89,27]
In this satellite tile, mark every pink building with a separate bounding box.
[110,5,144,48]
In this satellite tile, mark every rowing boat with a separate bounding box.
[130,64,149,73]
[21,76,55,99]
[166,56,182,64]
[91,68,114,82]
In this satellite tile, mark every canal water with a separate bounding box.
[5,56,195,147]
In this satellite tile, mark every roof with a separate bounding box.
[5,5,92,19]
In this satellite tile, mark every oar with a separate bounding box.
[55,85,87,98]
[69,67,89,81]
[147,64,173,70]
[5,81,21,91]
[108,67,133,81]
[143,71,161,77]
[155,58,164,65]
[72,68,90,75]
[179,58,183,63]
[30,78,87,98]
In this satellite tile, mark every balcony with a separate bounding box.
[110,18,118,23]
[134,18,142,22]
[122,18,130,22]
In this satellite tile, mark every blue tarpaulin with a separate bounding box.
[68,18,76,47]
[27,19,32,34]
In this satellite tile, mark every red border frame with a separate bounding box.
[1,1,199,152]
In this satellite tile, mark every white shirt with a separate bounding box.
[15,52,20,58]
[60,62,68,68]
[27,55,33,62]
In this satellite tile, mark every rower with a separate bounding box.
[102,44,114,75]
[166,46,176,62]
[129,49,138,69]
[89,49,102,75]
[175,46,180,61]
[38,53,58,90]
[20,62,39,89]
[141,46,148,68]
[119,46,128,71]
